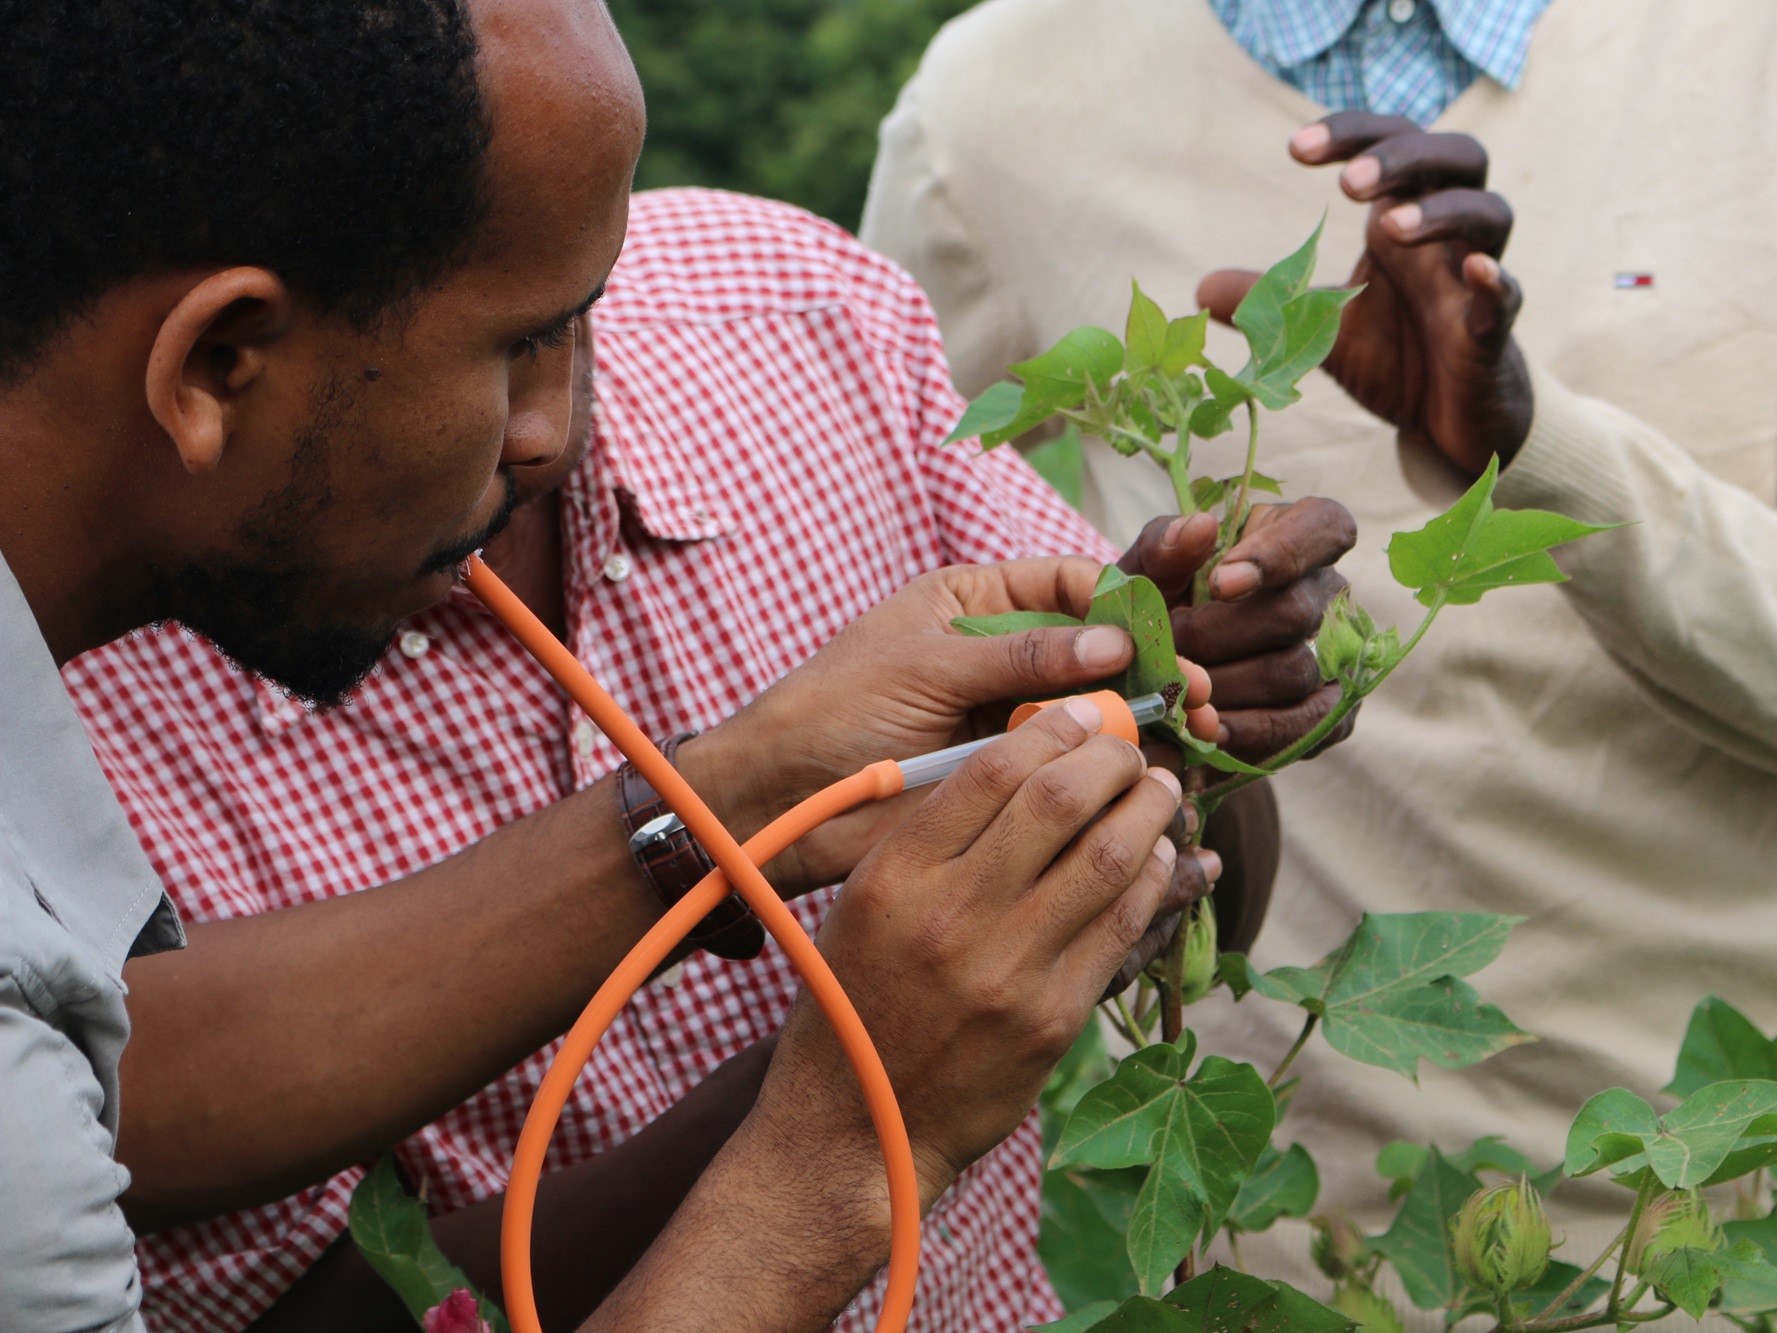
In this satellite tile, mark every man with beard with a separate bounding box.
[69,188,1356,1330]
[3,2,1351,1330]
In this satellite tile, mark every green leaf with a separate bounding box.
[1386,456,1617,607]
[1162,1265,1355,1332]
[1013,326,1125,396]
[1369,1148,1481,1309]
[952,611,1086,637]
[1158,313,1210,377]
[1232,219,1325,371]
[1723,1213,1777,1315]
[1027,424,1088,509]
[1043,1022,1119,1155]
[1242,287,1361,410]
[1033,1299,1128,1332]
[1217,952,1253,999]
[944,379,1027,447]
[1087,567,1178,704]
[1246,470,1284,496]
[1041,1165,1146,1310]
[1566,1080,1777,1188]
[1642,1240,1768,1319]
[1188,367,1250,439]
[349,1157,510,1332]
[1667,996,1777,1098]
[1227,1142,1320,1233]
[1245,913,1531,1080]
[1507,1260,1609,1320]
[1126,282,1169,374]
[1377,1137,1558,1203]
[1051,1044,1275,1294]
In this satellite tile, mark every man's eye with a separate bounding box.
[518,321,576,360]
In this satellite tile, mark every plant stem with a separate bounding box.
[1495,1289,1521,1332]
[1113,992,1147,1047]
[1528,1222,1629,1323]
[1609,1174,1658,1319]
[1226,1228,1247,1272]
[1269,1014,1319,1088]
[1222,402,1262,553]
[1516,1302,1673,1333]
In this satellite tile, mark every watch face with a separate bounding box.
[630,811,684,853]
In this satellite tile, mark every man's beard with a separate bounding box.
[146,378,515,709]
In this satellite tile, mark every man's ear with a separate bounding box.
[144,268,293,475]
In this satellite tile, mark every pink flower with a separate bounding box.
[422,1289,493,1333]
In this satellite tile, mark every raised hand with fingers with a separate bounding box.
[1198,111,1532,478]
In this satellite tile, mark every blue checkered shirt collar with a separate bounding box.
[1220,0,1545,90]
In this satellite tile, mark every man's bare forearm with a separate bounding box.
[118,736,764,1230]
[580,1099,899,1333]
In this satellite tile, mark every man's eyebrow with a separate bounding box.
[544,283,607,330]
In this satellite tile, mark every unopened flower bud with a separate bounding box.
[1310,1212,1367,1282]
[1450,1178,1552,1295]
[1626,1190,1720,1276]
[1175,899,1218,1006]
[1330,1281,1405,1333]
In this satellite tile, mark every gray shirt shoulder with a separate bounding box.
[0,551,183,1332]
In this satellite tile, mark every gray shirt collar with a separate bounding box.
[0,549,182,971]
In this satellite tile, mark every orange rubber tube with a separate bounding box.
[463,556,922,1333]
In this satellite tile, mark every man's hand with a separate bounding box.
[761,698,1190,1202]
[693,556,1216,894]
[1198,112,1531,478]
[1119,499,1357,763]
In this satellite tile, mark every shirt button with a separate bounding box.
[572,717,598,758]
[602,552,633,583]
[1387,0,1416,22]
[398,630,431,660]
[658,961,686,988]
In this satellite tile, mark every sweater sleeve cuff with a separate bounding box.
[1493,360,1633,529]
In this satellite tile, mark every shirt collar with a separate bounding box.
[1223,0,1548,88]
[0,551,183,968]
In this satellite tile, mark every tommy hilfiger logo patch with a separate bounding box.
[1613,272,1655,290]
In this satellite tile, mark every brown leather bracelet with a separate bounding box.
[617,732,766,961]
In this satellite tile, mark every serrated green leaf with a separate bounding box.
[1027,424,1087,509]
[952,611,1087,637]
[1667,996,1777,1098]
[1233,219,1325,371]
[1041,1165,1146,1310]
[1013,326,1125,396]
[1163,1265,1355,1332]
[1228,1142,1320,1233]
[1642,1240,1766,1319]
[1370,1148,1481,1309]
[1126,282,1169,374]
[1566,1081,1777,1188]
[1052,1045,1275,1290]
[1246,913,1530,1080]
[944,380,1027,447]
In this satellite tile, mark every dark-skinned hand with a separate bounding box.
[1119,498,1358,764]
[1198,111,1532,478]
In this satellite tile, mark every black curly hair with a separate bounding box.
[0,0,492,381]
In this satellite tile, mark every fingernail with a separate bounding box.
[1149,767,1183,802]
[1075,625,1128,671]
[1195,849,1224,883]
[1153,836,1179,867]
[1387,202,1422,234]
[1063,695,1104,732]
[1469,253,1502,287]
[1161,517,1188,549]
[1291,123,1330,155]
[1341,155,1380,194]
[1213,561,1261,600]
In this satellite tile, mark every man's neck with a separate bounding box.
[481,489,568,640]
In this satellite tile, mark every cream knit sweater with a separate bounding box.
[863,0,1777,1313]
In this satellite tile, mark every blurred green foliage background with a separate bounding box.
[607,0,978,231]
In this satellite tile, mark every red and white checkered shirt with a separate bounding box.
[65,189,1117,1332]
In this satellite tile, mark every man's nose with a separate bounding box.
[503,342,575,469]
